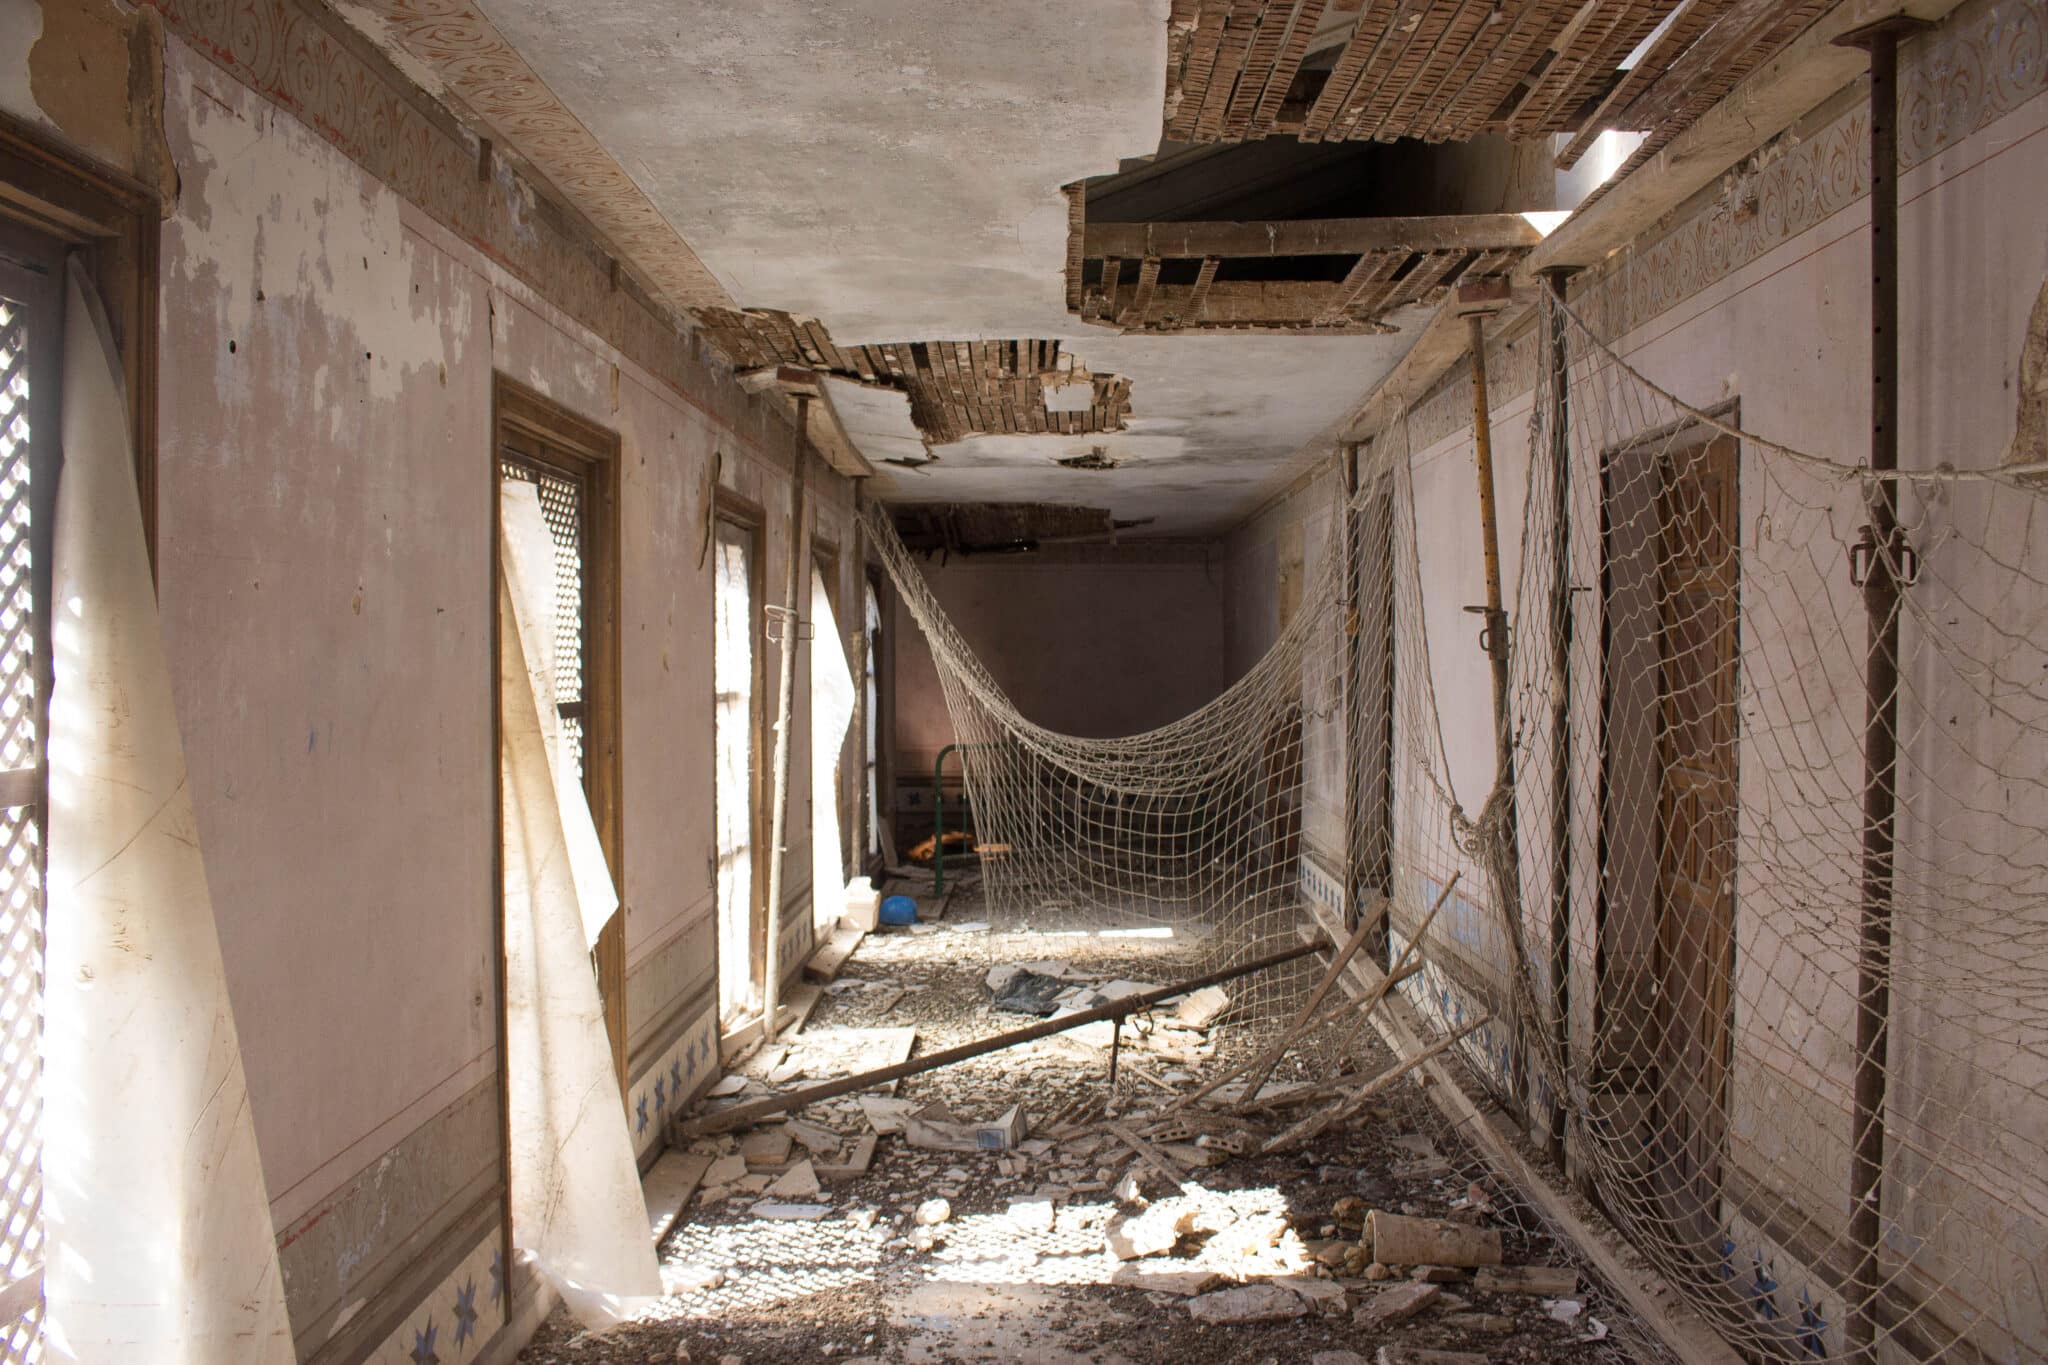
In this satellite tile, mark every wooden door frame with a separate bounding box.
[0,110,160,572]
[712,489,767,1038]
[489,377,625,1307]
[1594,402,1741,1240]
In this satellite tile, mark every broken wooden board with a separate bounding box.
[1474,1265,1579,1296]
[719,982,825,1061]
[803,922,866,984]
[642,1149,712,1248]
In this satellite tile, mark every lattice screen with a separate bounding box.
[0,295,46,1362]
[501,456,587,783]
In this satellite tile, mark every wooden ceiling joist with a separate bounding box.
[1084,213,1543,260]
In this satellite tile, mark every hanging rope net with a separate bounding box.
[864,286,2048,1364]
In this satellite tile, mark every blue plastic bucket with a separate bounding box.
[879,895,918,926]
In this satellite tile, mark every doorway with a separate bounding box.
[1599,424,1740,1251]
[713,517,763,1028]
[494,380,625,1090]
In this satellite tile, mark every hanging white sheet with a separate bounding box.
[498,480,660,1327]
[809,568,857,931]
[43,264,297,1362]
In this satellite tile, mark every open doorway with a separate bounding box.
[809,549,856,937]
[1599,420,1740,1255]
[494,380,625,1090]
[713,515,763,1028]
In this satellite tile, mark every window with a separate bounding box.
[494,380,624,1088]
[712,515,761,1027]
[0,216,61,1365]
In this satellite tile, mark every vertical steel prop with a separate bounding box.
[1539,266,1580,1159]
[763,406,810,1044]
[1458,277,1535,1117]
[1836,17,1927,1360]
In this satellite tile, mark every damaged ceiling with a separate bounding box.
[364,0,1837,534]
[456,0,1422,534]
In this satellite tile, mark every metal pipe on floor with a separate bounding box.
[762,411,810,1046]
[677,936,1328,1136]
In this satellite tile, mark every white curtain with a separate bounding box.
[498,482,660,1327]
[43,263,296,1362]
[809,569,856,933]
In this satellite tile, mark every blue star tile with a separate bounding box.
[453,1280,479,1347]
[655,1075,669,1112]
[410,1318,440,1365]
[1798,1290,1827,1358]
[637,1093,650,1133]
[489,1249,505,1305]
[671,1059,684,1092]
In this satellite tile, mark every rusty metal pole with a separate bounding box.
[762,405,810,1045]
[1459,278,1534,1117]
[1837,18,1926,1361]
[1539,266,1580,1161]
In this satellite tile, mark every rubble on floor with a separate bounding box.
[519,885,1647,1364]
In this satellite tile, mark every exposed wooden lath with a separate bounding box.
[696,311,1135,447]
[1162,0,1830,153]
[1066,203,1534,334]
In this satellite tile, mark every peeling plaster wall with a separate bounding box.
[139,30,850,1359]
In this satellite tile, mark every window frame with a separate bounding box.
[0,112,160,1354]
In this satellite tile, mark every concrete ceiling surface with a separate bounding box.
[475,0,1410,530]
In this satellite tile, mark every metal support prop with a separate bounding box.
[1461,287,1534,1115]
[1339,443,1366,935]
[1837,17,1927,1360]
[1539,267,1579,1159]
[762,411,810,1045]
[850,485,870,869]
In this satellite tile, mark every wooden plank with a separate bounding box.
[643,1149,713,1246]
[1087,213,1540,260]
[803,922,866,983]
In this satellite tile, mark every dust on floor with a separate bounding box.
[519,888,1651,1365]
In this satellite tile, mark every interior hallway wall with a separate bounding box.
[1218,3,2048,1352]
[6,1,855,1359]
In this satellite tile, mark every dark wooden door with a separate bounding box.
[1652,433,1739,1244]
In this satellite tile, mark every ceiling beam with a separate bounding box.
[1084,213,1544,260]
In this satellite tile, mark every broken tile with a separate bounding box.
[1355,1280,1441,1327]
[765,1159,821,1198]
[1187,1283,1306,1324]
